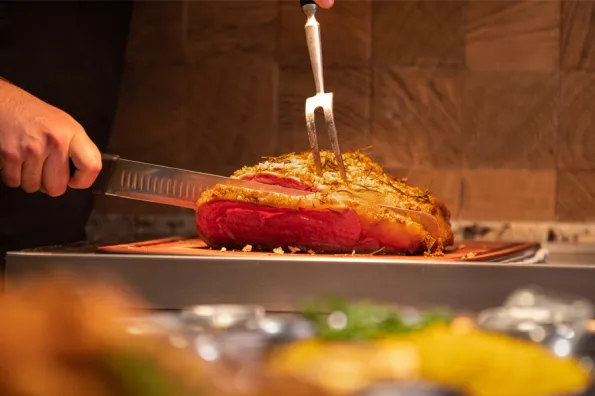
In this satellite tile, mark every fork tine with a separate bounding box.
[305,97,323,175]
[301,2,347,181]
[322,94,347,181]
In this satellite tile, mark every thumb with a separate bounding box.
[68,132,102,189]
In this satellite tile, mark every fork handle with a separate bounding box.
[302,1,324,94]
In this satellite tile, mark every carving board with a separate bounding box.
[98,237,541,262]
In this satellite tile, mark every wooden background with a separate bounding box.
[94,0,595,222]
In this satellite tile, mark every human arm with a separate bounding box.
[0,78,102,196]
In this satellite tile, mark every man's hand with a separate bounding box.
[315,0,334,8]
[0,80,102,197]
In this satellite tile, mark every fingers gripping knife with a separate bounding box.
[301,0,347,181]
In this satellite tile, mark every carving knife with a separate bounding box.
[89,154,312,210]
[87,154,441,239]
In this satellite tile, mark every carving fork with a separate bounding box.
[301,0,347,181]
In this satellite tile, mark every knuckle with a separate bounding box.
[24,142,44,159]
[0,148,21,164]
[45,133,68,152]
[88,161,102,175]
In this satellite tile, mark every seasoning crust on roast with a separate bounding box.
[196,150,454,255]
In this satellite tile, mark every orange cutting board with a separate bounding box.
[98,237,541,262]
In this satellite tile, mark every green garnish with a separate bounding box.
[104,350,193,396]
[301,298,452,341]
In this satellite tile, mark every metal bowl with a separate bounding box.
[179,304,266,332]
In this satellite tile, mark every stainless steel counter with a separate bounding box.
[4,241,595,313]
[545,243,595,265]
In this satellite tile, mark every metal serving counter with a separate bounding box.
[547,244,595,265]
[5,240,595,313]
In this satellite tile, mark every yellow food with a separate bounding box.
[268,339,420,395]
[268,323,590,396]
[410,324,589,396]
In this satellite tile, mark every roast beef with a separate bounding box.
[195,150,453,255]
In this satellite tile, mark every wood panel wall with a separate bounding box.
[94,0,595,222]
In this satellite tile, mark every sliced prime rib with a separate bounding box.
[195,150,453,255]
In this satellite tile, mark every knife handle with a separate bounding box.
[69,153,120,194]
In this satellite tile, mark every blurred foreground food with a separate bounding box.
[0,273,210,396]
[0,274,590,396]
[270,323,589,396]
[267,298,590,396]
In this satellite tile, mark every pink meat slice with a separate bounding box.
[196,201,421,254]
[196,175,423,253]
[238,173,317,192]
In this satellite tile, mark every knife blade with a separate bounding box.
[90,154,312,210]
